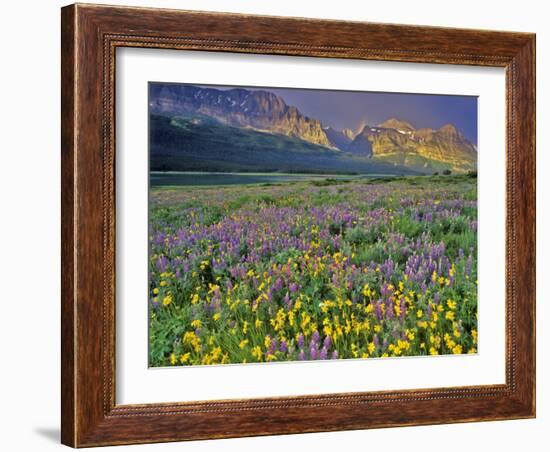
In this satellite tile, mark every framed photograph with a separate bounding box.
[61,3,536,447]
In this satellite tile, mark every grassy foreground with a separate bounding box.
[149,175,478,366]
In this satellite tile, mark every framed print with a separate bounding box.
[61,3,536,447]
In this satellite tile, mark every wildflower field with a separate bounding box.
[149,175,478,367]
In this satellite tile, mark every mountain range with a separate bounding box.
[149,84,477,174]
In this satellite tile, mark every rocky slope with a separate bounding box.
[345,119,477,172]
[149,84,333,148]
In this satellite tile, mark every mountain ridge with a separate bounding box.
[150,84,334,148]
[150,84,477,173]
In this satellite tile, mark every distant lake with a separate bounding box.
[149,172,376,187]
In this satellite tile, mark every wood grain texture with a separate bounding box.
[60,5,76,447]
[60,3,536,447]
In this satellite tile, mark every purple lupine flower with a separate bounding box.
[297,333,305,349]
[283,293,291,309]
[280,340,288,354]
[312,330,320,344]
[269,338,278,355]
[381,284,392,298]
[156,255,169,272]
[323,335,332,350]
[320,347,328,360]
[298,350,306,361]
[331,350,338,359]
[310,347,318,360]
[273,277,283,291]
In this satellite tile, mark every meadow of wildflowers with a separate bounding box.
[148,175,478,367]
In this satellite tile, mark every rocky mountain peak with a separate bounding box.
[379,118,415,132]
[437,123,460,138]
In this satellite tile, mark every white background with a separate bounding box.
[0,0,547,451]
[117,49,505,404]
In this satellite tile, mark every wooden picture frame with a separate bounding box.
[61,3,535,447]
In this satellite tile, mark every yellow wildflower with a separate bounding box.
[211,346,222,360]
[368,342,376,354]
[288,311,295,327]
[252,346,262,361]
